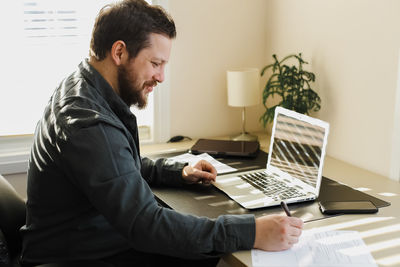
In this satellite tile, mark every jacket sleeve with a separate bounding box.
[60,123,255,259]
[140,157,188,187]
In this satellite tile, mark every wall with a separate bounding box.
[168,0,268,138]
[263,0,400,178]
[167,0,400,179]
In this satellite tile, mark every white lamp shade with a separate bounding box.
[227,68,260,107]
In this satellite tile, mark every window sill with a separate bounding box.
[0,135,33,174]
[0,126,161,174]
[0,133,157,175]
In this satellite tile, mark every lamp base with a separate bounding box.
[231,132,258,141]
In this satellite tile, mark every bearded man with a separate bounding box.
[20,1,303,266]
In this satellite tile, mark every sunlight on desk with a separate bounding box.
[355,187,372,192]
[209,200,236,207]
[309,217,395,233]
[194,195,216,200]
[360,224,400,238]
[306,217,400,267]
[227,207,247,214]
[378,192,398,197]
[368,238,400,252]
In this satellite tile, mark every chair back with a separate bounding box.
[0,175,26,259]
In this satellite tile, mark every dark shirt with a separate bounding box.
[20,59,255,263]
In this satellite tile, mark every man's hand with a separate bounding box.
[254,214,303,251]
[182,160,217,185]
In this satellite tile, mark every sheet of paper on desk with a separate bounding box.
[252,230,377,267]
[169,153,237,174]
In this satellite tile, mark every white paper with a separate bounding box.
[169,153,237,174]
[252,230,377,267]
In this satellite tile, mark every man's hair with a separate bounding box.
[90,0,176,60]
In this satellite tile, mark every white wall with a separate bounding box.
[263,0,400,179]
[168,0,268,138]
[167,0,400,179]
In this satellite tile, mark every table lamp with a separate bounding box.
[227,68,260,141]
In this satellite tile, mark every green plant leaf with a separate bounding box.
[259,53,321,128]
[261,63,274,76]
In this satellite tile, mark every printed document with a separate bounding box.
[252,230,377,267]
[169,152,237,174]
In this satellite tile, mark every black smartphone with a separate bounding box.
[319,200,378,214]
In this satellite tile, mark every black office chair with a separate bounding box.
[0,175,111,267]
[0,174,25,266]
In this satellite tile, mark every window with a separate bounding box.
[0,0,155,138]
[0,0,170,174]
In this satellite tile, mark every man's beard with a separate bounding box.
[117,64,148,109]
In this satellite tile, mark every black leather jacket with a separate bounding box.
[20,59,255,263]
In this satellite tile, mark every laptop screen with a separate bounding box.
[269,110,327,189]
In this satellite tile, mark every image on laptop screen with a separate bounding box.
[213,106,329,209]
[270,112,326,188]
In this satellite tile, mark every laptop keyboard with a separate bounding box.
[240,171,306,201]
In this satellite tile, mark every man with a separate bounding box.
[21,0,303,266]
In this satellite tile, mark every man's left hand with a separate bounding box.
[182,160,217,185]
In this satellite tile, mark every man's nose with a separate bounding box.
[154,68,165,83]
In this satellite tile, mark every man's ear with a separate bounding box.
[110,40,128,66]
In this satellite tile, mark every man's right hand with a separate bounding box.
[253,214,304,251]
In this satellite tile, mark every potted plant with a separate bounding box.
[260,53,321,128]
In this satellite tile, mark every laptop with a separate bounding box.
[213,106,330,209]
[190,139,259,158]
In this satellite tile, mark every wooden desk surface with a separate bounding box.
[141,133,400,267]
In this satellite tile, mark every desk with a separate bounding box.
[141,133,400,267]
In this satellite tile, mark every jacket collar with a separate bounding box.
[78,59,141,155]
[79,59,134,120]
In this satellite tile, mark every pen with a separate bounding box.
[280,201,292,217]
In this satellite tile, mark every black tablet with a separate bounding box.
[189,139,259,158]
